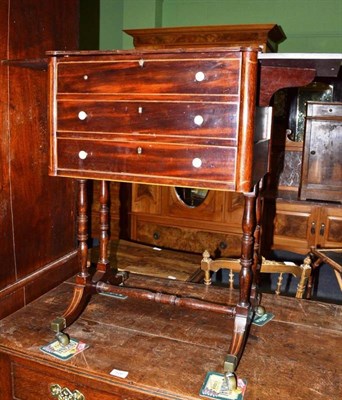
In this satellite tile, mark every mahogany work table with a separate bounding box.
[46,47,342,387]
[0,276,341,399]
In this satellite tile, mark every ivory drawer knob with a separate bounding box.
[194,115,204,126]
[78,150,88,160]
[78,111,88,120]
[192,158,202,168]
[195,71,205,82]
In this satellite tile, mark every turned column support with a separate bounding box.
[77,179,89,279]
[238,189,257,308]
[251,179,264,302]
[96,180,110,273]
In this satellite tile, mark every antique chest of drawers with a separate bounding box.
[49,48,262,192]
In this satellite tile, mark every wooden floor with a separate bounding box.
[0,271,341,399]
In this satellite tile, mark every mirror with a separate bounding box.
[175,187,209,207]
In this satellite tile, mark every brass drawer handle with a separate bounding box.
[50,383,85,400]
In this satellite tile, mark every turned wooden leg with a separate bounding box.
[201,250,212,285]
[296,255,312,298]
[51,179,93,338]
[92,180,111,283]
[97,180,110,272]
[306,251,322,299]
[251,179,265,316]
[78,179,90,278]
[251,182,261,301]
[239,191,256,307]
[93,180,128,286]
[224,189,256,374]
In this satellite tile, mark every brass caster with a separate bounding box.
[255,305,266,317]
[56,332,70,346]
[225,372,237,392]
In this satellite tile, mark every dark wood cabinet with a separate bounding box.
[130,185,243,256]
[127,27,342,257]
[0,0,80,319]
[300,101,342,202]
[270,199,342,254]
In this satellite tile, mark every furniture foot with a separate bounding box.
[255,304,266,316]
[50,179,93,343]
[50,180,129,343]
[225,371,237,392]
[50,269,128,343]
[55,331,70,346]
[50,275,94,343]
[224,188,258,374]
[224,305,252,372]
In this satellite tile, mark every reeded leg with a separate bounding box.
[224,189,256,375]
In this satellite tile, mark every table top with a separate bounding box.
[0,274,341,399]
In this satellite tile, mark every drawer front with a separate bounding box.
[49,50,259,189]
[307,102,342,118]
[57,57,241,96]
[57,100,238,142]
[56,139,236,188]
[132,220,241,257]
[11,359,155,400]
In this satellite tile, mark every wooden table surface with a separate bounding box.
[0,274,341,400]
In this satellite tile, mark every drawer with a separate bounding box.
[11,359,155,400]
[56,138,236,188]
[306,101,342,118]
[56,57,241,96]
[132,220,242,257]
[57,100,238,143]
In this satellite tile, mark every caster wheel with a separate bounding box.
[56,332,70,346]
[225,372,237,392]
[255,305,266,317]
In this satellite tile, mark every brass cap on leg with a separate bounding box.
[51,317,66,333]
